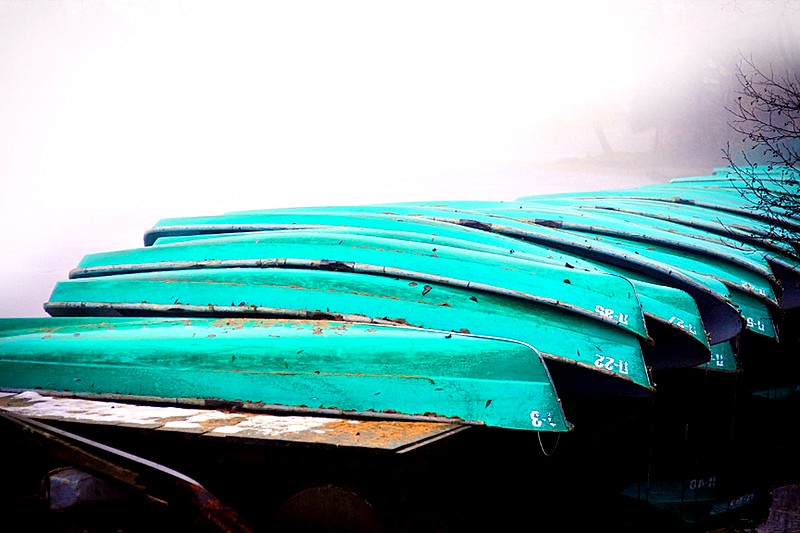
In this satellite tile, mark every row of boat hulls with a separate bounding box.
[3,166,797,435]
[338,203,773,341]
[530,174,800,235]
[359,198,788,344]
[49,228,655,397]
[411,199,785,340]
[181,205,739,348]
[520,168,800,242]
[141,210,714,371]
[1,213,657,432]
[144,167,799,367]
[514,197,800,309]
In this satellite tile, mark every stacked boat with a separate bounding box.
[1,166,799,437]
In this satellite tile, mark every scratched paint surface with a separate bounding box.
[0,317,569,432]
[702,341,738,372]
[72,227,649,339]
[204,203,743,345]
[46,267,652,394]
[468,201,779,281]
[140,210,718,366]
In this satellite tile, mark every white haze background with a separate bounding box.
[1,0,798,316]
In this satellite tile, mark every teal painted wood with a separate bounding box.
[548,230,779,309]
[602,185,800,233]
[424,198,792,282]
[522,197,800,266]
[172,203,735,347]
[150,222,568,273]
[517,185,800,234]
[45,268,654,396]
[702,341,738,372]
[470,201,782,283]
[145,211,574,260]
[72,228,651,343]
[649,185,800,231]
[536,192,787,340]
[515,196,800,309]
[667,182,800,197]
[416,202,786,321]
[135,207,716,369]
[514,183,794,328]
[145,210,606,272]
[673,175,793,186]
[573,258,740,345]
[626,182,776,204]
[726,288,778,340]
[576,205,800,286]
[522,195,795,250]
[105,209,719,372]
[133,203,720,368]
[361,204,717,361]
[0,317,569,432]
[620,278,710,369]
[289,203,742,344]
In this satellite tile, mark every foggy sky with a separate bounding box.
[2,0,799,317]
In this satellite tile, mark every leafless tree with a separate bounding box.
[722,55,800,241]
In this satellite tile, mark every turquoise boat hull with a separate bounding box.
[72,228,650,342]
[139,208,715,370]
[371,201,779,308]
[528,196,797,256]
[0,317,570,432]
[469,202,782,282]
[522,184,800,234]
[242,203,741,345]
[515,196,800,309]
[46,267,654,396]
[5,165,798,531]
[704,340,738,372]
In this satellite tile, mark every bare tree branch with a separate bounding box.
[722,55,800,243]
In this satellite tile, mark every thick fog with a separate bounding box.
[1,0,799,317]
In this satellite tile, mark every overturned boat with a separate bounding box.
[1,165,798,532]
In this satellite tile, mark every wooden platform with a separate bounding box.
[0,389,468,452]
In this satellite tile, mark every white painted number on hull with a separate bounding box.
[689,477,717,490]
[710,353,726,367]
[594,354,629,375]
[594,305,629,325]
[668,316,698,336]
[741,282,767,296]
[529,410,558,428]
